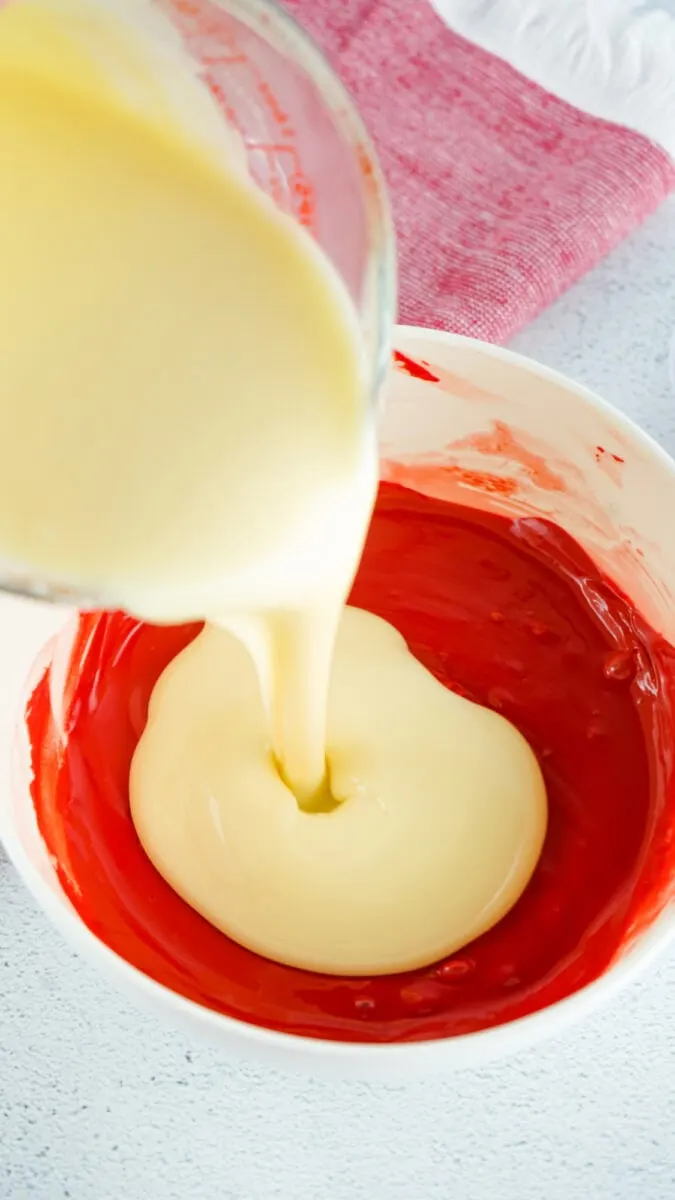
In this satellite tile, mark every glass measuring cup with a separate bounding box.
[1,0,396,608]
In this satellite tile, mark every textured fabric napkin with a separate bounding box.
[283,0,675,343]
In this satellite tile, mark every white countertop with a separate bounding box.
[3,196,675,1200]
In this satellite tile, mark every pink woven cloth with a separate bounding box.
[283,0,675,343]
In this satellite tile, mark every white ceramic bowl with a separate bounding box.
[3,324,675,1081]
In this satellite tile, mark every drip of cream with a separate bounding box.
[0,0,546,972]
[0,0,374,801]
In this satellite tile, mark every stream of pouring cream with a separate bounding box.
[0,0,546,974]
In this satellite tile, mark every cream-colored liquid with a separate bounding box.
[1,0,546,975]
[132,610,546,975]
[0,0,374,800]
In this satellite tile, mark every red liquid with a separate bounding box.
[392,350,440,382]
[27,484,675,1042]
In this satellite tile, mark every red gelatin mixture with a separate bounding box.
[26,483,675,1042]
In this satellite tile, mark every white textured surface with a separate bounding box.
[3,196,675,1198]
[430,0,675,158]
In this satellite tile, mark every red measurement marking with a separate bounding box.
[201,52,248,67]
[169,0,314,228]
[173,0,200,16]
[248,145,316,228]
[256,82,293,137]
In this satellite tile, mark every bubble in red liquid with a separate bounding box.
[354,997,376,1017]
[435,958,474,980]
[586,719,607,740]
[400,981,446,1013]
[603,649,635,683]
[526,620,560,646]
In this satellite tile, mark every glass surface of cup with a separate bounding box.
[0,0,396,607]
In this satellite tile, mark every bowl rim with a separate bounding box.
[4,322,675,1066]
